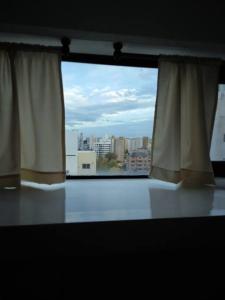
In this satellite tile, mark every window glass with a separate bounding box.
[211,85,225,161]
[62,62,158,176]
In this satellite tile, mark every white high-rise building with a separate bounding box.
[93,135,112,156]
[89,135,96,150]
[78,132,83,150]
[66,130,78,175]
[211,86,225,161]
[127,137,143,153]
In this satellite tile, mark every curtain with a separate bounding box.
[151,56,221,186]
[0,50,65,188]
[0,51,20,188]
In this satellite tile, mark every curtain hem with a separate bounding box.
[0,174,21,188]
[150,166,215,186]
[21,169,65,184]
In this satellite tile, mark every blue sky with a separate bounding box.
[62,62,158,138]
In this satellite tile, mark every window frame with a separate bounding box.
[63,53,158,179]
[62,53,225,179]
[212,75,225,177]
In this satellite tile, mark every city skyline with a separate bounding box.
[71,130,152,139]
[62,62,158,138]
[66,130,151,176]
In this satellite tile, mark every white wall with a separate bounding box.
[66,130,78,155]
[66,130,78,175]
[66,156,78,176]
[77,151,96,176]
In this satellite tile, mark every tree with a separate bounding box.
[96,153,119,171]
[105,152,117,161]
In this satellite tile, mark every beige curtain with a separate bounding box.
[151,56,221,186]
[0,51,20,188]
[0,50,65,188]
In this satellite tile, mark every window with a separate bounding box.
[62,61,158,177]
[82,164,90,169]
[211,85,225,161]
[211,84,225,176]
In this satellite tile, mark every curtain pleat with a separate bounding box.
[151,57,221,186]
[15,51,65,184]
[0,51,20,188]
[0,50,65,188]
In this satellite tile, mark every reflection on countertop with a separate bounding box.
[150,186,214,219]
[0,183,65,226]
[0,178,225,226]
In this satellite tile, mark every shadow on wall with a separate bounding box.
[0,185,66,226]
[149,186,214,219]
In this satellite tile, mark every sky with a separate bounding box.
[62,62,158,138]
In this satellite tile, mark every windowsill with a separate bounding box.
[0,178,225,227]
[66,175,149,179]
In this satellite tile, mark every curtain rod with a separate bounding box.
[0,42,62,53]
[0,37,71,55]
[0,38,159,67]
[61,38,159,67]
[0,38,224,81]
[64,39,225,68]
[0,38,224,67]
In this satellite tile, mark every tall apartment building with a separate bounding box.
[143,137,149,149]
[78,132,84,150]
[125,138,129,152]
[89,135,97,150]
[66,130,78,175]
[211,87,225,160]
[111,136,115,153]
[93,135,112,157]
[115,137,125,162]
[127,137,143,153]
[83,137,90,150]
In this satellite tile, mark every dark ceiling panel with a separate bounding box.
[1,1,225,44]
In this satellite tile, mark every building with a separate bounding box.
[115,137,125,162]
[143,137,149,150]
[93,135,112,157]
[66,130,78,176]
[111,136,115,153]
[89,135,96,150]
[147,140,152,152]
[126,149,151,173]
[83,137,90,150]
[77,151,96,175]
[78,132,83,150]
[125,138,129,152]
[211,87,225,160]
[127,137,143,153]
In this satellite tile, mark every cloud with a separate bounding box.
[66,105,155,131]
[65,94,155,121]
[64,86,87,108]
[62,63,158,134]
[66,120,154,138]
[64,84,157,132]
[62,63,157,135]
[89,87,111,96]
